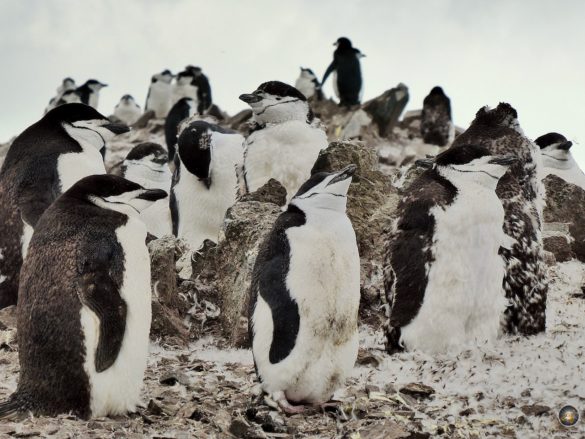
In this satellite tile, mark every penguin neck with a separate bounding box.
[437,166,501,191]
[123,161,171,190]
[254,101,310,125]
[541,149,575,171]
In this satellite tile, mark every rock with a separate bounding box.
[358,420,410,439]
[363,83,409,137]
[159,370,191,387]
[240,178,287,206]
[229,417,256,438]
[0,305,17,329]
[544,175,585,262]
[227,109,253,131]
[543,236,573,262]
[459,407,476,416]
[311,141,400,319]
[399,383,435,399]
[132,110,156,129]
[150,302,189,346]
[520,404,550,416]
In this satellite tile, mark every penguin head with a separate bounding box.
[152,70,174,84]
[61,77,76,91]
[125,142,169,171]
[117,94,138,107]
[66,174,167,216]
[335,37,353,49]
[430,86,445,96]
[176,70,195,85]
[299,67,317,80]
[58,89,82,105]
[535,132,573,163]
[424,144,517,187]
[290,165,356,213]
[239,81,311,124]
[185,65,203,77]
[473,103,523,134]
[47,103,129,155]
[84,79,108,92]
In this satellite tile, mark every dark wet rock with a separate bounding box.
[363,83,409,137]
[520,404,550,416]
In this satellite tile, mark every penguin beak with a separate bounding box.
[327,164,357,185]
[558,140,573,151]
[100,83,108,88]
[488,156,518,166]
[415,158,435,169]
[102,123,130,135]
[135,188,167,201]
[239,93,262,104]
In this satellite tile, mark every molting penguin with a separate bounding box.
[294,67,324,101]
[321,37,364,107]
[383,145,516,354]
[535,132,585,190]
[76,79,108,109]
[239,81,328,201]
[451,103,548,335]
[0,103,129,308]
[185,66,212,115]
[421,86,454,147]
[165,97,196,163]
[113,94,142,126]
[121,142,172,238]
[145,69,173,118]
[171,70,198,106]
[249,165,360,413]
[0,174,166,419]
[171,120,243,249]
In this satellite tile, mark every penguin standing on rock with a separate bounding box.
[451,103,548,335]
[0,175,166,419]
[321,37,364,107]
[0,104,129,308]
[165,97,196,163]
[185,66,212,115]
[120,143,172,238]
[535,132,585,190]
[76,79,108,109]
[421,86,453,147]
[145,69,174,118]
[239,81,328,201]
[171,120,243,249]
[113,95,142,125]
[294,67,323,101]
[383,145,516,354]
[249,165,360,414]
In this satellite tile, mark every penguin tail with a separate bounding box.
[0,394,28,420]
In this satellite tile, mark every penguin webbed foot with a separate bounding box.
[267,391,306,415]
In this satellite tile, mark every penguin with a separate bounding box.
[0,174,166,419]
[113,94,142,126]
[239,81,328,201]
[170,120,243,249]
[45,77,77,113]
[420,86,454,147]
[321,37,364,107]
[451,103,548,335]
[383,144,517,354]
[171,70,198,106]
[57,77,76,95]
[57,89,83,106]
[145,69,174,118]
[185,66,212,115]
[249,165,360,413]
[535,132,585,190]
[0,103,129,309]
[165,97,197,163]
[76,79,108,109]
[294,67,324,101]
[120,142,172,238]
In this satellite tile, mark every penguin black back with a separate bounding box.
[165,98,195,162]
[322,37,363,106]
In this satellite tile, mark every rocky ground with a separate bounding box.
[0,93,584,438]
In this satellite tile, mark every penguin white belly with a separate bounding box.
[244,122,327,201]
[88,93,99,109]
[20,222,34,260]
[146,83,172,118]
[332,72,339,99]
[80,216,151,417]
[295,77,315,99]
[141,199,172,238]
[400,187,508,354]
[171,84,198,106]
[57,149,107,193]
[114,105,141,126]
[253,215,360,403]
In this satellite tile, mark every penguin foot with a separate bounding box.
[271,391,306,415]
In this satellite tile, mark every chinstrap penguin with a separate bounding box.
[0,103,129,308]
[170,120,243,249]
[113,94,142,125]
[535,132,585,190]
[121,142,172,238]
[0,174,166,419]
[45,77,77,113]
[249,165,360,414]
[383,144,516,354]
[145,69,174,118]
[239,81,328,201]
[185,65,212,115]
[76,79,108,109]
[171,70,198,106]
[421,86,454,147]
[165,97,196,163]
[322,37,364,107]
[294,67,324,101]
[451,103,548,335]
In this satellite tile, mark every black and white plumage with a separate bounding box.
[45,78,78,113]
[321,37,364,107]
[76,79,108,109]
[171,70,197,107]
[452,103,548,335]
[535,132,585,190]
[0,103,129,309]
[170,120,243,249]
[113,94,142,125]
[165,97,196,163]
[238,81,327,201]
[120,142,172,238]
[0,174,166,419]
[249,165,360,413]
[145,69,173,118]
[294,67,324,101]
[420,86,453,147]
[185,66,212,115]
[383,145,516,354]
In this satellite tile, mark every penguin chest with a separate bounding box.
[147,83,172,117]
[57,149,107,193]
[81,217,151,417]
[295,77,315,99]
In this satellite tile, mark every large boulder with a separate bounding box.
[363,83,409,137]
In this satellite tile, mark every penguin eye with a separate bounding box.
[276,97,282,101]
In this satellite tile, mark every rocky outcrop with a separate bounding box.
[363,83,409,137]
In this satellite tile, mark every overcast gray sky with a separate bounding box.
[1,0,584,164]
